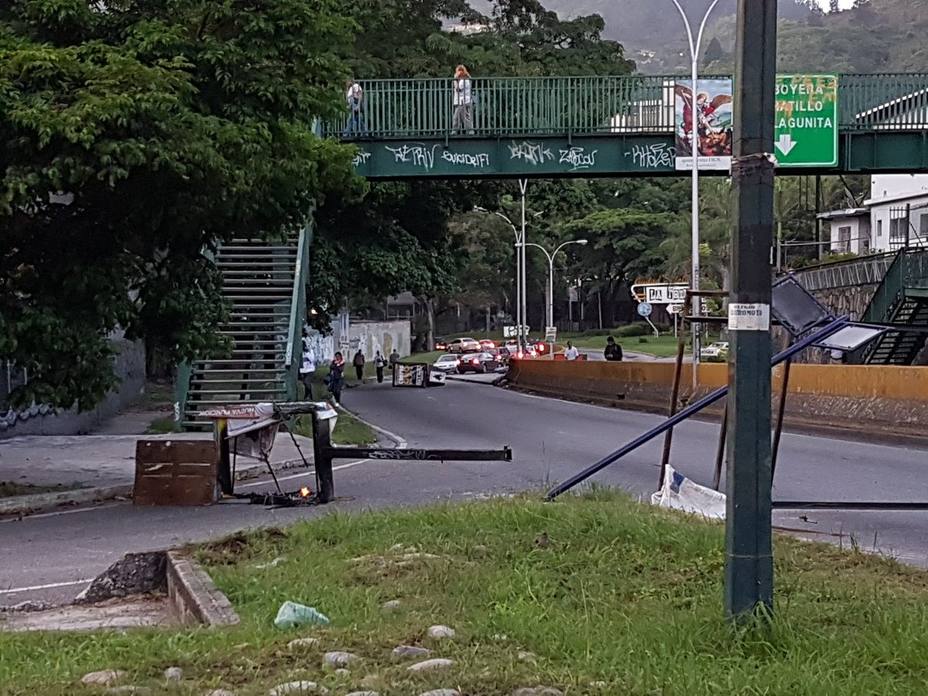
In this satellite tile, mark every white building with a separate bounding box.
[823,174,928,254]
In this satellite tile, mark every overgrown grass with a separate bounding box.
[403,350,443,364]
[5,492,928,695]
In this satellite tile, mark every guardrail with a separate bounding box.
[323,73,928,140]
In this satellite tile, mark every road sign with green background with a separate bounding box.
[775,75,838,167]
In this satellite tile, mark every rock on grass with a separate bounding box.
[81,670,126,686]
[323,651,360,669]
[268,681,329,696]
[407,658,455,672]
[426,625,455,640]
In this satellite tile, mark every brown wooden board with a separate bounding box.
[134,440,219,506]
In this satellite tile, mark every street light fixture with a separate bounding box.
[670,0,721,386]
[473,179,530,352]
[525,239,588,354]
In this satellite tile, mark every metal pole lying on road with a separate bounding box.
[725,0,777,620]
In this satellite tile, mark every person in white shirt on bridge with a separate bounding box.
[564,341,580,361]
[452,64,474,134]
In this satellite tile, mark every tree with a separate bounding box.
[1,0,355,409]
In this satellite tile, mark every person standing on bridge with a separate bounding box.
[344,78,364,136]
[604,336,623,362]
[565,341,580,361]
[451,65,473,135]
[352,348,366,382]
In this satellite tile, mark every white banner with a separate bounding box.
[651,465,726,520]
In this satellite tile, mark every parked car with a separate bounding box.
[700,341,730,362]
[457,351,502,374]
[448,337,480,353]
[432,354,461,373]
[434,337,448,351]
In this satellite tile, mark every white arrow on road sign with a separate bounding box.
[775,134,796,156]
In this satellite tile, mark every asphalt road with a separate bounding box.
[3,380,928,606]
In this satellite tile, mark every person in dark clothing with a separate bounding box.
[374,350,388,383]
[326,352,345,403]
[389,348,400,371]
[604,336,624,361]
[352,349,365,381]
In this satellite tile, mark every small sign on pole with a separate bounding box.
[544,326,557,343]
[637,302,653,318]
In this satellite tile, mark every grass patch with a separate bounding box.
[0,481,81,498]
[292,408,377,446]
[5,492,928,694]
[403,351,443,364]
[145,415,180,434]
[567,333,694,358]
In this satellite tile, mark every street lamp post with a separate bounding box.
[525,239,589,354]
[474,205,523,351]
[670,0,721,387]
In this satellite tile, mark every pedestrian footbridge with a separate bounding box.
[325,74,928,179]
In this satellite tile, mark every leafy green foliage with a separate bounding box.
[1,0,356,409]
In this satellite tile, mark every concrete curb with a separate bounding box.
[0,484,132,517]
[0,455,314,517]
[166,551,239,627]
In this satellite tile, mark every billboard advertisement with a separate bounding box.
[674,79,733,171]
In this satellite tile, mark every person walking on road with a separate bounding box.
[564,341,580,361]
[604,336,623,362]
[374,350,388,383]
[352,349,366,382]
[451,65,474,134]
[389,348,400,372]
[326,352,345,404]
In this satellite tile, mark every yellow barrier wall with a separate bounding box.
[507,360,928,436]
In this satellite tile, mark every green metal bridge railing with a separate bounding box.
[324,73,928,140]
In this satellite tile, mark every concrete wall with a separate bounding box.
[0,338,146,438]
[348,320,411,360]
[508,360,928,438]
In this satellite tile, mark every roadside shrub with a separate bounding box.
[616,322,650,337]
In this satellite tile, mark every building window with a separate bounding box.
[920,214,928,244]
[837,225,852,254]
[877,220,882,238]
[890,216,908,247]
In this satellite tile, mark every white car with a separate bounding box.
[700,341,730,361]
[448,337,480,353]
[432,354,460,373]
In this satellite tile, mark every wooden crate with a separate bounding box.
[134,440,219,506]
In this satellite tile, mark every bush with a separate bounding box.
[615,322,651,338]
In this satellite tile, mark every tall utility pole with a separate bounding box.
[670,0,721,389]
[725,0,777,619]
[519,179,528,353]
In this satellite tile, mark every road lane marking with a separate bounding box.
[237,459,372,489]
[0,579,89,596]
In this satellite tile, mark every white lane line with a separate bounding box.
[237,459,372,489]
[0,502,123,524]
[0,579,89,596]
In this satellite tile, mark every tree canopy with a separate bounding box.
[1,0,355,408]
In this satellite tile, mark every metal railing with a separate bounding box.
[791,252,897,291]
[323,73,928,140]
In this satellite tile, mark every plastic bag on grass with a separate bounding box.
[651,465,726,520]
[274,601,330,629]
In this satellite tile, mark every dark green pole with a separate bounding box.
[725,0,777,619]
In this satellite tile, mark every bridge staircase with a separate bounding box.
[175,227,310,430]
[860,249,928,365]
